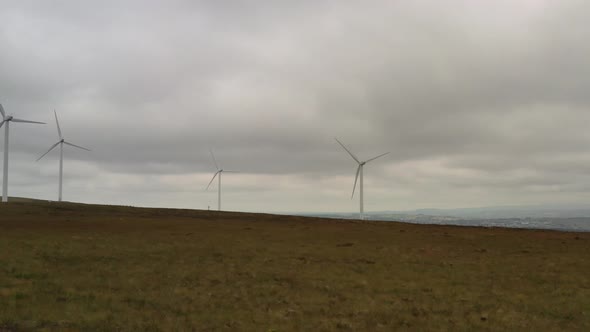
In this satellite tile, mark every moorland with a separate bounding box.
[1,199,589,331]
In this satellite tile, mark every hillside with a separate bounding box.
[1,201,590,331]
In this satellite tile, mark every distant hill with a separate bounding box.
[4,197,51,203]
[5,198,590,232]
[302,205,590,232]
[406,205,590,219]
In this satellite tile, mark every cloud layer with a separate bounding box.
[1,0,589,212]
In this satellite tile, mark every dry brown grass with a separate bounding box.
[1,200,589,331]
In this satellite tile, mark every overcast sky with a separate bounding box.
[1,0,589,213]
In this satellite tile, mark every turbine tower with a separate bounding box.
[206,149,238,211]
[37,110,90,202]
[335,138,389,220]
[0,103,45,202]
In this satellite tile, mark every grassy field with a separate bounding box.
[1,200,589,331]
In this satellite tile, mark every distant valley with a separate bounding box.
[302,205,590,232]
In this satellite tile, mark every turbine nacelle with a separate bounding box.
[37,110,90,162]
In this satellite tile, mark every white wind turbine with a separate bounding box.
[37,110,90,202]
[1,103,45,202]
[335,138,389,220]
[206,149,238,211]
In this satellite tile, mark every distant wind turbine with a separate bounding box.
[0,103,45,202]
[37,110,90,202]
[335,138,389,220]
[206,149,238,211]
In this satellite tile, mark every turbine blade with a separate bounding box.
[335,137,360,164]
[209,149,220,170]
[54,110,62,139]
[223,170,239,173]
[36,142,60,161]
[64,141,91,151]
[351,165,361,199]
[0,104,5,118]
[365,152,390,163]
[206,171,219,190]
[11,118,45,124]
[0,120,4,129]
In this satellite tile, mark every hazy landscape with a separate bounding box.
[2,1,590,331]
[306,206,590,232]
[2,200,590,331]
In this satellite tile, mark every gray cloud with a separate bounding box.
[1,0,590,212]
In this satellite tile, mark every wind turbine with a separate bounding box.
[37,110,90,202]
[0,103,45,202]
[335,138,389,220]
[206,149,238,211]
